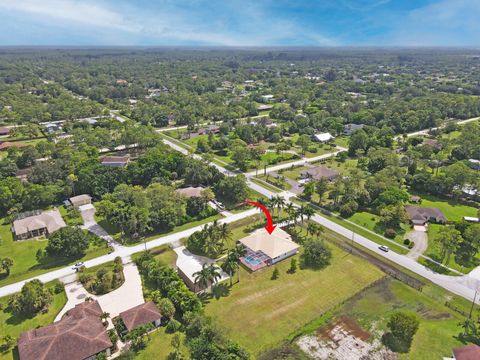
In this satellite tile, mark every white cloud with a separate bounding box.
[0,0,337,46]
[0,0,141,33]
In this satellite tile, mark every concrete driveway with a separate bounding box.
[55,259,144,321]
[79,204,124,251]
[406,227,429,260]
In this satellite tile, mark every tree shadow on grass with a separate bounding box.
[199,283,231,304]
[381,332,412,353]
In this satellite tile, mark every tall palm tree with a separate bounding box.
[193,263,222,292]
[257,197,268,224]
[275,196,286,217]
[218,223,232,248]
[303,205,315,222]
[222,251,238,286]
[285,203,295,223]
[297,205,306,225]
[231,245,247,282]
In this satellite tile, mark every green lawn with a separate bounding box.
[422,224,480,274]
[279,165,310,181]
[323,277,468,360]
[250,177,282,193]
[204,245,385,355]
[133,244,177,268]
[134,327,188,360]
[0,281,67,360]
[412,194,478,222]
[255,174,292,190]
[0,222,110,287]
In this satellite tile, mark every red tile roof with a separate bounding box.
[453,344,480,360]
[119,301,161,331]
[18,300,112,360]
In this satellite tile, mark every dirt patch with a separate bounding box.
[297,316,396,360]
[416,304,452,320]
[233,282,295,306]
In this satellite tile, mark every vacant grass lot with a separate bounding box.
[0,281,67,360]
[328,277,467,360]
[0,222,110,287]
[204,245,384,355]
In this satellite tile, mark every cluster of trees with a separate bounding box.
[44,226,90,259]
[433,223,480,266]
[8,279,53,316]
[97,183,216,241]
[187,221,232,258]
[78,257,124,295]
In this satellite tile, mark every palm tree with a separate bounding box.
[193,263,222,292]
[100,311,110,325]
[256,197,268,224]
[218,223,232,248]
[303,205,315,222]
[231,245,247,282]
[275,196,286,217]
[285,203,295,223]
[297,205,306,225]
[222,251,238,286]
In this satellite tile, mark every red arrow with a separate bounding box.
[245,200,277,234]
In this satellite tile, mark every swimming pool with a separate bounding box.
[244,255,261,266]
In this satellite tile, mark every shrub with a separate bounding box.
[53,282,64,294]
[302,238,332,268]
[166,319,182,333]
[383,311,420,353]
[271,267,279,280]
[403,239,410,245]
[408,242,415,249]
[384,228,397,238]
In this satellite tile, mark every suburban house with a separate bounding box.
[423,138,443,150]
[198,124,220,135]
[343,123,365,135]
[261,94,275,102]
[461,185,479,201]
[311,132,334,143]
[18,300,113,360]
[0,141,28,151]
[238,227,300,271]
[257,104,273,111]
[404,206,447,226]
[119,301,162,332]
[300,166,339,181]
[174,246,228,292]
[175,186,205,198]
[0,126,10,136]
[445,344,480,360]
[67,194,92,208]
[12,209,67,240]
[100,155,130,167]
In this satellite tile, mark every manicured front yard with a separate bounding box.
[0,222,110,287]
[204,245,385,355]
[0,281,67,360]
[134,327,188,360]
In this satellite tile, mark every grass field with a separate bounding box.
[0,281,67,360]
[0,222,110,287]
[204,245,385,355]
[134,328,188,360]
[324,277,468,360]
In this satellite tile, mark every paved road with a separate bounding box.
[394,116,479,139]
[0,207,260,297]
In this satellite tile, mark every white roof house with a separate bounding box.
[238,227,299,265]
[312,132,334,142]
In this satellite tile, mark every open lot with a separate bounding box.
[319,277,467,360]
[204,244,384,355]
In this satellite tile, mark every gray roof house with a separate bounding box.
[405,206,447,225]
[300,166,339,181]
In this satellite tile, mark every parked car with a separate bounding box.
[72,262,84,271]
[379,245,389,252]
[212,199,226,210]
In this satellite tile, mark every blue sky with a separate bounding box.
[0,0,478,46]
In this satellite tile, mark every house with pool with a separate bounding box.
[238,227,300,271]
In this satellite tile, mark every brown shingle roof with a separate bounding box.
[453,344,480,360]
[175,186,204,198]
[18,300,112,360]
[300,166,339,181]
[119,301,161,331]
[0,141,29,150]
[405,206,447,223]
[13,209,67,237]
